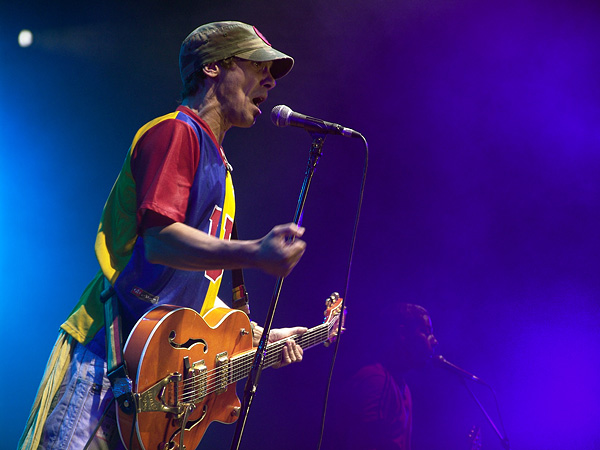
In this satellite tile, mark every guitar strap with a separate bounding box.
[100,277,136,416]
[231,221,251,316]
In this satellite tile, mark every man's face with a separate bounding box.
[405,314,438,369]
[215,58,276,129]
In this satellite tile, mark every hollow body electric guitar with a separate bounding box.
[116,293,345,450]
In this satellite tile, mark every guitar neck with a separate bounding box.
[229,322,331,384]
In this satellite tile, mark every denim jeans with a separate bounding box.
[39,342,125,450]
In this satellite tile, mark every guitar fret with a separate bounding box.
[226,321,334,386]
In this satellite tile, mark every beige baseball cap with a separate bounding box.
[179,21,294,82]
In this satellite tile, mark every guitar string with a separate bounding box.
[177,325,330,402]
[174,322,335,403]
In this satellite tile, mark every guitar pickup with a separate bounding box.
[214,352,229,395]
[185,359,208,403]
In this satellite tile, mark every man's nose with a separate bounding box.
[429,335,438,348]
[263,69,276,89]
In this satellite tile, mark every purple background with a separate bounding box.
[2,0,599,449]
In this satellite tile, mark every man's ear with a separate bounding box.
[202,62,219,79]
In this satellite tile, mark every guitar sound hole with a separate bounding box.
[166,405,207,450]
[168,330,208,352]
[185,405,208,431]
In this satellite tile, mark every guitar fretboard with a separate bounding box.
[229,321,332,384]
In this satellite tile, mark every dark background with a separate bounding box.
[2,1,599,449]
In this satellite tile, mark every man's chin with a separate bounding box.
[239,114,259,128]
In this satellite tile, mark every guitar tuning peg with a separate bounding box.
[326,292,340,306]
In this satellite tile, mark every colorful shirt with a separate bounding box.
[61,106,235,347]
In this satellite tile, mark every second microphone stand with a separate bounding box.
[462,379,510,449]
[230,133,327,450]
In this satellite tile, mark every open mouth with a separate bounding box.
[252,96,265,108]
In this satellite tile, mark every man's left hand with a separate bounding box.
[251,323,308,368]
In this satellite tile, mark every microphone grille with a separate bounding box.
[271,105,292,127]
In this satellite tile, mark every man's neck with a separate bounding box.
[182,96,229,146]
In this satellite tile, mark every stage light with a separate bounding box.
[18,29,33,47]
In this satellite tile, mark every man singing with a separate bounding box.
[20,21,307,450]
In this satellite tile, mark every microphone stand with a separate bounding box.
[461,379,510,450]
[230,132,327,450]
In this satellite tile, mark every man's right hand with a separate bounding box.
[255,223,306,277]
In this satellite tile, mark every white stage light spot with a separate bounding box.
[18,30,33,48]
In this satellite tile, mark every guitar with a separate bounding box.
[116,293,345,450]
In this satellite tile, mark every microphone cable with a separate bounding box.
[316,132,369,450]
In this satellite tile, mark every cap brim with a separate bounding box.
[235,47,294,79]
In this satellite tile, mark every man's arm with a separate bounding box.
[143,221,306,278]
[143,218,307,367]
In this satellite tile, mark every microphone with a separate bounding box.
[271,105,361,138]
[434,355,486,385]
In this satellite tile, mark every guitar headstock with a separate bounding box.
[323,292,346,347]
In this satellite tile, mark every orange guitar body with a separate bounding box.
[116,305,253,450]
[115,293,345,450]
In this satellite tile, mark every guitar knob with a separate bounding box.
[231,407,241,417]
